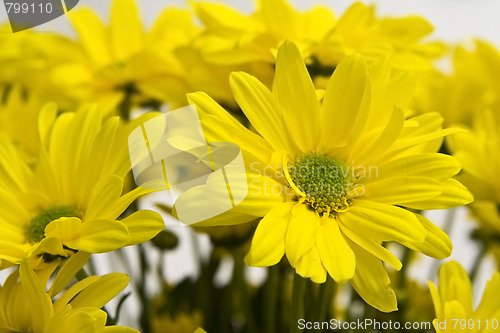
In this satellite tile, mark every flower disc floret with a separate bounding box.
[26,206,78,243]
[289,155,353,215]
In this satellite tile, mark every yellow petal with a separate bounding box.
[173,173,284,226]
[19,261,53,332]
[315,217,355,283]
[400,179,473,210]
[245,202,294,267]
[54,276,100,312]
[273,40,321,153]
[401,214,452,259]
[69,273,131,309]
[121,210,164,246]
[363,153,461,184]
[187,92,273,164]
[45,217,129,253]
[230,72,294,152]
[85,175,123,221]
[295,245,327,284]
[48,251,91,297]
[321,54,371,151]
[343,200,426,243]
[68,8,111,66]
[339,220,401,270]
[475,271,500,320]
[348,241,397,312]
[438,261,473,316]
[110,0,143,60]
[285,203,319,267]
[363,177,442,204]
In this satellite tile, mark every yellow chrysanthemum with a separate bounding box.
[173,41,472,312]
[0,25,81,110]
[193,0,443,90]
[0,254,138,333]
[0,105,164,272]
[52,0,195,114]
[413,40,500,127]
[429,261,500,333]
[447,111,500,261]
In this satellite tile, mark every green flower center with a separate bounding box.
[289,155,354,215]
[26,206,78,243]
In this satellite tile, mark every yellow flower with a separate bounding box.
[317,2,444,72]
[413,40,500,127]
[52,0,195,115]
[173,41,472,312]
[447,111,500,260]
[0,86,46,162]
[0,253,138,332]
[0,105,164,272]
[193,0,443,90]
[0,25,82,110]
[429,260,500,333]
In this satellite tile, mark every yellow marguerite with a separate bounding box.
[0,254,138,332]
[174,41,472,312]
[429,261,500,333]
[53,0,195,114]
[447,111,500,262]
[193,0,443,90]
[414,40,500,127]
[0,86,45,162]
[0,105,164,271]
[0,25,81,110]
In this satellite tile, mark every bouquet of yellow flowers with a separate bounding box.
[1,0,499,332]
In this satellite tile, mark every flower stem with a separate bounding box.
[264,265,280,333]
[292,273,306,333]
[316,277,334,323]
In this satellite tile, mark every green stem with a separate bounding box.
[470,245,486,283]
[292,274,306,333]
[233,246,257,333]
[264,265,280,333]
[316,278,334,324]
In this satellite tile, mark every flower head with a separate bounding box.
[0,105,164,272]
[429,261,500,332]
[174,40,472,312]
[0,254,137,333]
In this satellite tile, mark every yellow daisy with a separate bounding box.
[447,111,500,263]
[0,105,164,272]
[0,254,138,332]
[52,0,195,115]
[0,86,46,162]
[413,40,500,127]
[429,261,500,333]
[192,0,443,90]
[173,41,472,312]
[0,25,81,110]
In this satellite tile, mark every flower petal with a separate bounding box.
[48,251,91,297]
[321,54,371,151]
[315,217,355,283]
[45,217,129,253]
[245,202,294,267]
[401,214,452,259]
[273,40,321,153]
[69,273,131,309]
[285,204,319,267]
[19,261,53,332]
[121,210,164,246]
[343,200,426,243]
[295,245,327,284]
[348,241,397,312]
